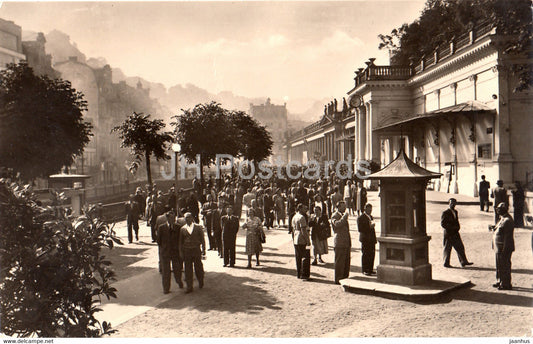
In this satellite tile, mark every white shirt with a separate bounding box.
[185,223,194,235]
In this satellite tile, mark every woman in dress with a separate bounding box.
[309,205,331,265]
[243,208,264,268]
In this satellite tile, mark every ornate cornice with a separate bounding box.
[408,36,496,86]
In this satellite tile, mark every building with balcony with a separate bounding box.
[286,21,533,196]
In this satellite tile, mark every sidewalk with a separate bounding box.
[99,191,533,337]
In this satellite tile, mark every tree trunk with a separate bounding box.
[145,151,152,186]
[199,155,204,196]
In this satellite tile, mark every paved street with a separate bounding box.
[98,191,533,337]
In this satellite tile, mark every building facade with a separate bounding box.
[0,18,25,68]
[55,57,165,185]
[287,21,533,196]
[249,98,288,161]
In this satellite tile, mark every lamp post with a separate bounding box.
[172,143,181,188]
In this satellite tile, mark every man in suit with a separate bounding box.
[125,194,141,243]
[442,198,473,268]
[287,188,298,234]
[156,208,184,294]
[291,204,311,280]
[179,212,206,293]
[212,202,224,258]
[358,203,376,276]
[331,201,351,284]
[491,202,515,290]
[221,204,239,267]
[201,194,218,251]
[263,188,274,229]
[479,175,490,212]
[491,180,508,224]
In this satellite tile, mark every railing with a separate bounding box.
[413,20,494,74]
[354,65,413,88]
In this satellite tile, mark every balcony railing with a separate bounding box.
[355,20,495,87]
[354,65,413,88]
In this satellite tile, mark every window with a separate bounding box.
[478,143,492,159]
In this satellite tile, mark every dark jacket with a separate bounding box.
[156,214,181,258]
[308,213,331,241]
[441,208,460,238]
[357,212,376,244]
[221,214,239,241]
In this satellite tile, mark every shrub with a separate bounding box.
[0,180,122,337]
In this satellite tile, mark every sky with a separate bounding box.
[0,1,427,102]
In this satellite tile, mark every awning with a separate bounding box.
[373,101,496,132]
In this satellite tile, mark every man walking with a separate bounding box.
[156,208,183,294]
[358,203,376,276]
[331,201,351,284]
[291,204,311,281]
[491,202,515,290]
[221,204,239,267]
[479,175,490,212]
[125,194,141,243]
[201,194,218,251]
[179,213,206,293]
[442,198,473,268]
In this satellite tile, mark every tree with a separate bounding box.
[0,62,93,181]
[378,0,532,91]
[0,180,121,337]
[230,111,273,163]
[112,112,173,186]
[171,102,239,186]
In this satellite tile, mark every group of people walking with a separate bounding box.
[124,171,524,295]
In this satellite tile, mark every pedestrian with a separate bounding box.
[291,204,311,280]
[213,202,224,258]
[441,198,474,268]
[331,201,351,284]
[491,180,508,224]
[356,182,367,216]
[287,187,298,234]
[358,203,376,275]
[479,175,490,212]
[156,208,184,294]
[511,181,525,228]
[309,205,330,265]
[133,187,146,218]
[243,208,264,268]
[330,186,343,213]
[125,194,141,243]
[491,202,515,290]
[221,204,239,267]
[344,180,353,215]
[179,212,206,293]
[263,188,274,229]
[167,186,177,213]
[273,189,286,228]
[201,194,218,251]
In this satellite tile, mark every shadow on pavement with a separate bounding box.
[453,285,533,307]
[155,271,282,313]
[257,265,326,279]
[105,245,154,281]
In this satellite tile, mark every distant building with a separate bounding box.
[22,32,58,78]
[55,57,164,185]
[0,18,25,68]
[249,98,288,162]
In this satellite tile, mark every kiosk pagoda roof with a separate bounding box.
[367,150,441,180]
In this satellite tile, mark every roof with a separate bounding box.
[374,101,495,132]
[367,150,441,180]
[49,174,91,180]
